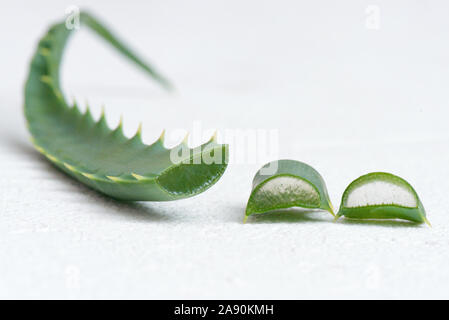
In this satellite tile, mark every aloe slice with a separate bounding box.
[24,11,228,201]
[336,172,429,225]
[244,160,334,222]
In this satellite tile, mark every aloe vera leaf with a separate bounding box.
[244,160,334,222]
[24,11,228,201]
[336,172,429,225]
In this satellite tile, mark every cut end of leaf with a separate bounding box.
[245,160,334,220]
[345,179,417,208]
[338,172,428,224]
[246,175,320,216]
[156,145,228,198]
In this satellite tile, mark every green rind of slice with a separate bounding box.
[244,159,334,222]
[336,172,429,225]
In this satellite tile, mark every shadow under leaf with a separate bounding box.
[3,134,173,223]
[249,208,333,224]
[336,218,423,228]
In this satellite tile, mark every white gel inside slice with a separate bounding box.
[258,176,320,205]
[345,181,417,208]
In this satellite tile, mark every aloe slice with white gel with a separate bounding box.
[336,172,429,225]
[244,160,334,222]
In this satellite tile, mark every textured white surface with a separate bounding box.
[1,0,449,299]
[257,177,319,205]
[346,181,417,208]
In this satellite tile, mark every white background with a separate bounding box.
[1,0,449,299]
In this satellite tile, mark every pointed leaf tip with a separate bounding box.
[106,175,127,182]
[116,115,124,130]
[158,129,166,142]
[84,106,93,118]
[81,172,97,180]
[136,122,142,136]
[209,130,218,143]
[45,154,58,162]
[33,144,45,154]
[182,132,190,146]
[63,163,77,172]
[131,173,147,180]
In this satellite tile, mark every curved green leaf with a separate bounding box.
[244,160,334,222]
[24,11,228,201]
[336,172,429,225]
